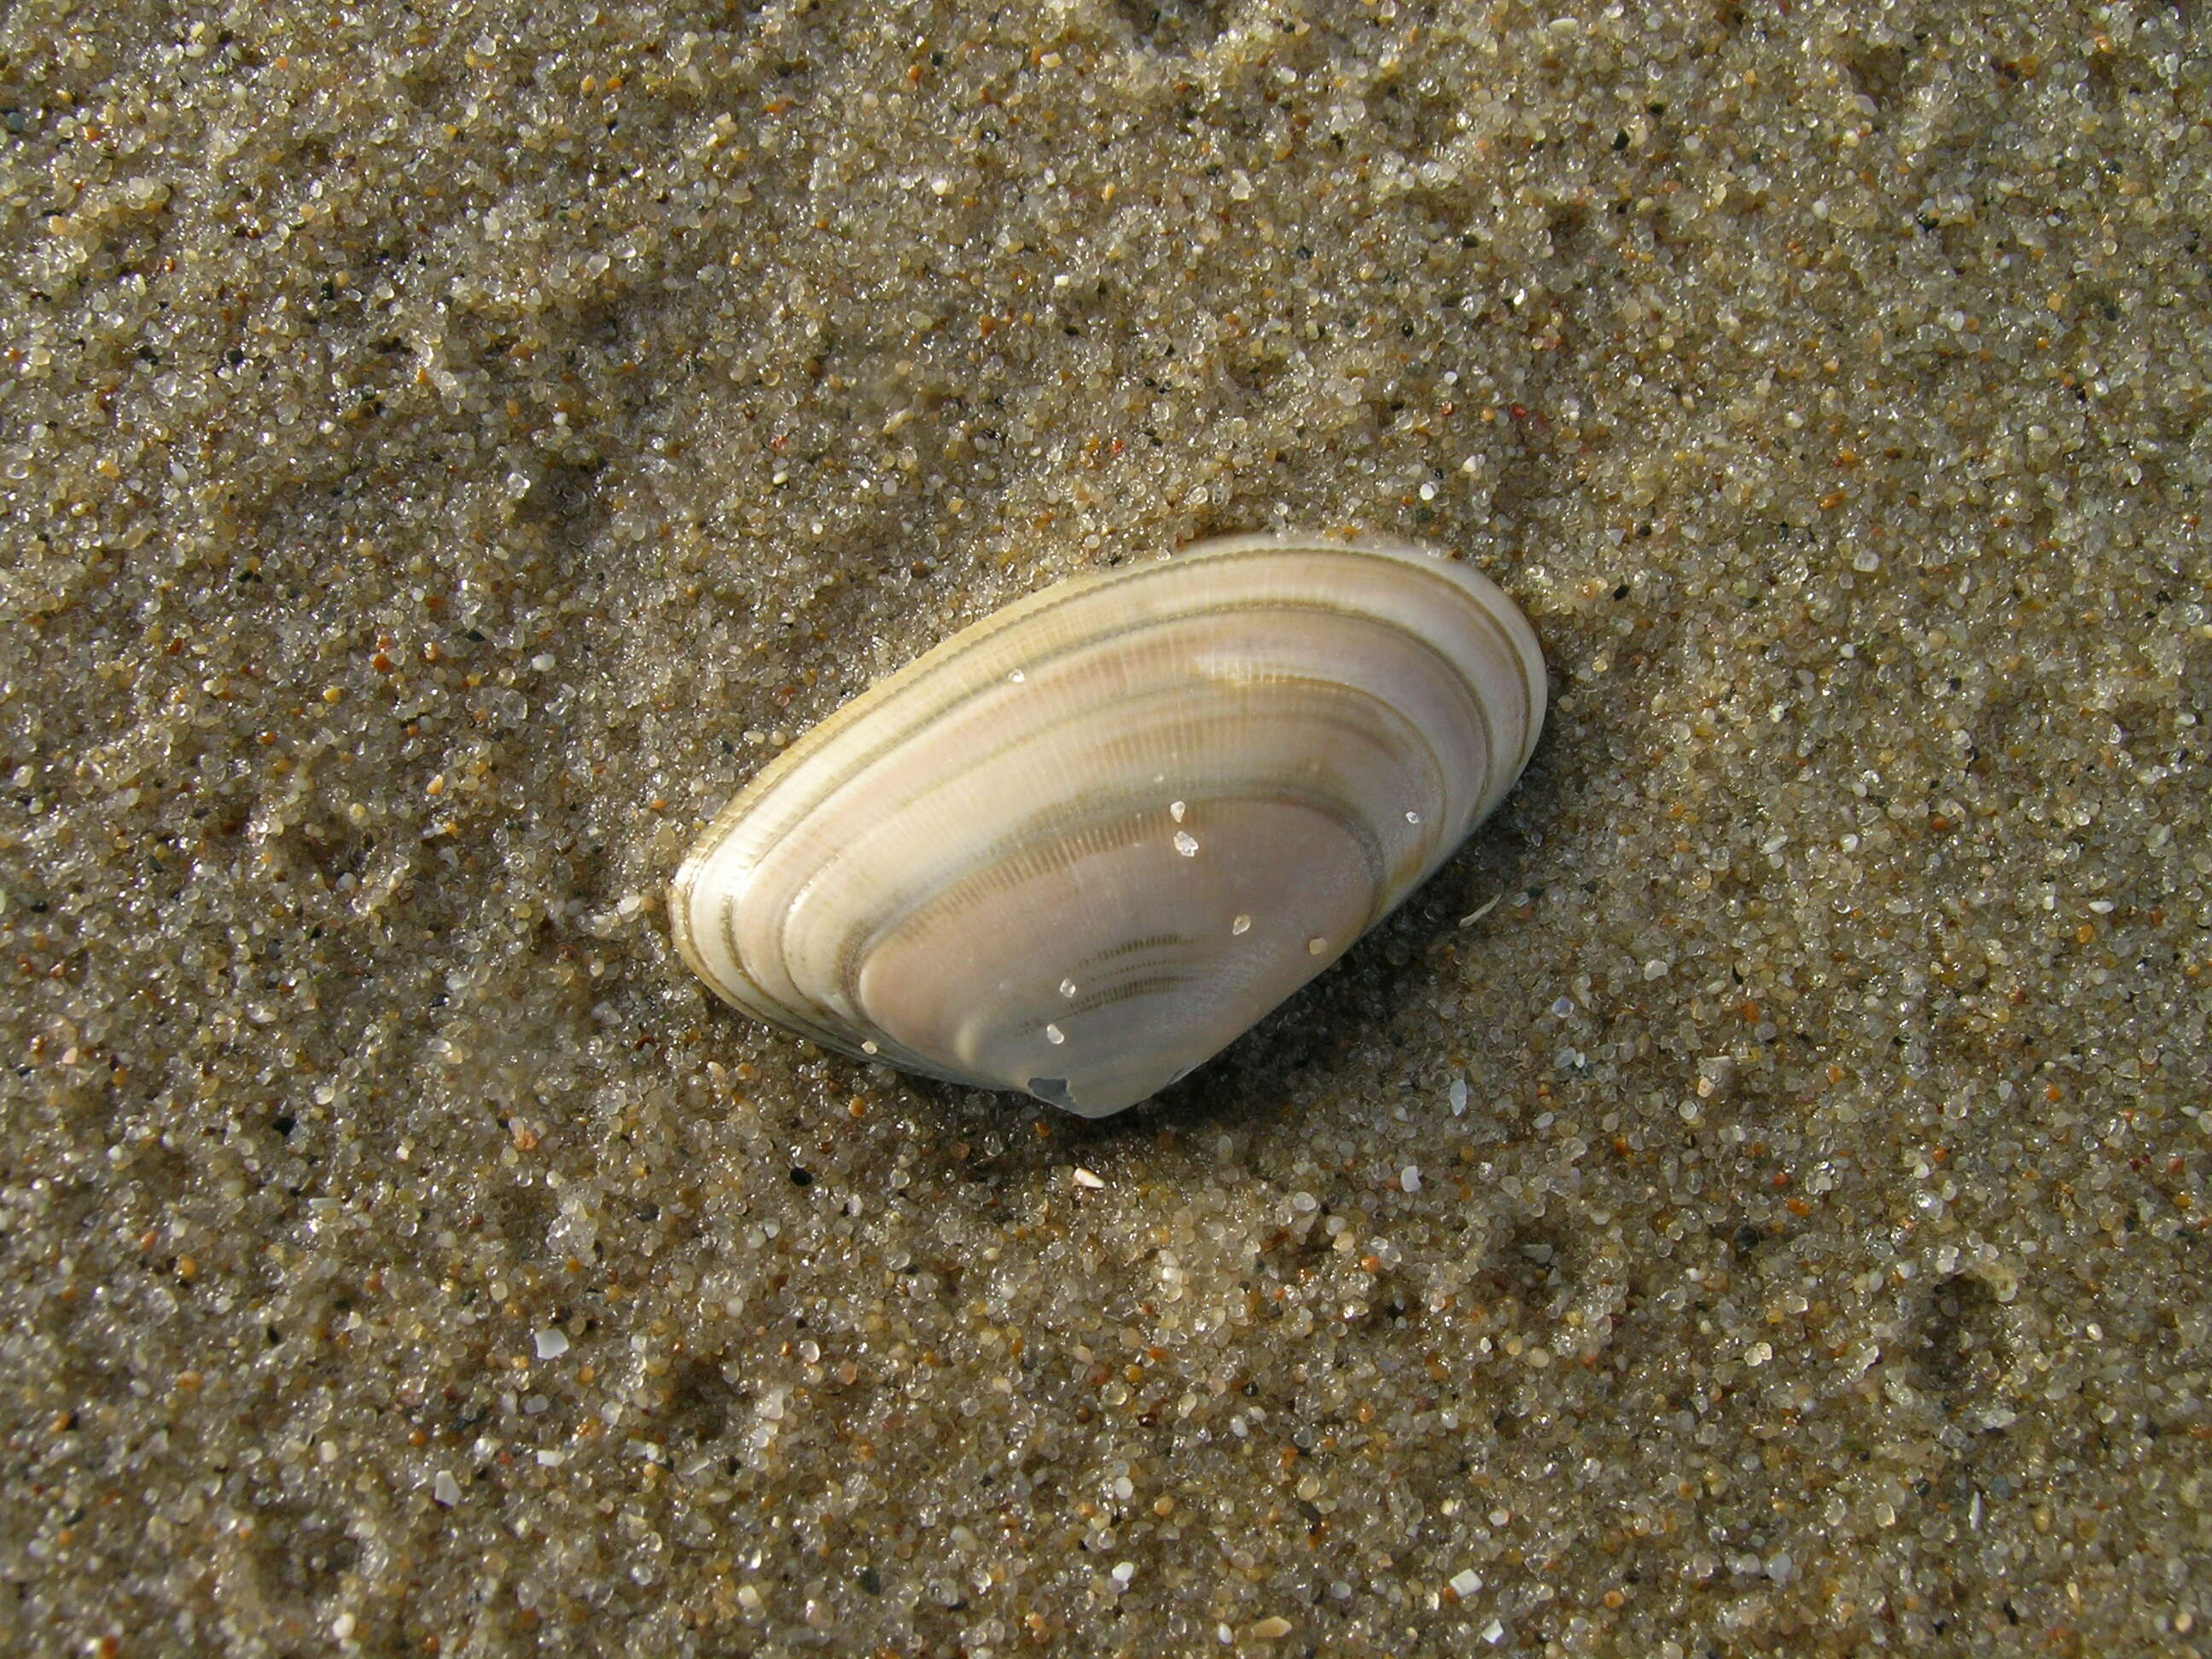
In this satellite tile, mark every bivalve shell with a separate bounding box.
[670,533,1545,1116]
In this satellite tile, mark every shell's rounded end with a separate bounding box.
[666,869,700,981]
[666,850,718,997]
[667,839,774,1027]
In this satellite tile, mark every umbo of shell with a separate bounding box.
[669,532,1546,1116]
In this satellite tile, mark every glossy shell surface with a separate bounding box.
[670,533,1546,1116]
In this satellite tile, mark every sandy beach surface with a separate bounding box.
[3,1,2207,1653]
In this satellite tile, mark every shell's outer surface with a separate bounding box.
[670,533,1546,1116]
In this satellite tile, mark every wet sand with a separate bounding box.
[2,2,2207,1653]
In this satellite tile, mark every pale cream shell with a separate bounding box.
[669,533,1545,1116]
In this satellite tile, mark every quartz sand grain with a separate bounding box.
[2,2,2207,1655]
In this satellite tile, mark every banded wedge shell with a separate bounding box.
[670,533,1545,1117]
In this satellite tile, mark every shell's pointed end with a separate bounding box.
[1026,1076,1078,1112]
[1026,1077,1149,1119]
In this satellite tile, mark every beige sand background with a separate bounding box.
[3,1,2208,1653]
